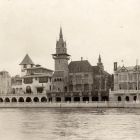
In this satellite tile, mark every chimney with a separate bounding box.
[114,62,117,71]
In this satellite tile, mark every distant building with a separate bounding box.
[0,71,11,94]
[11,75,22,94]
[110,62,140,102]
[51,28,112,101]
[12,54,53,94]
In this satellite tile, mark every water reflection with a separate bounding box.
[0,108,140,140]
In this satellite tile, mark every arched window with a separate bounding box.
[133,96,137,101]
[125,96,129,102]
[26,86,32,94]
[118,96,122,101]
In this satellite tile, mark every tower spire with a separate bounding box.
[97,54,104,70]
[98,54,101,63]
[59,26,63,39]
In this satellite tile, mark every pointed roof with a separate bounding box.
[59,26,63,39]
[19,54,34,65]
[98,54,101,63]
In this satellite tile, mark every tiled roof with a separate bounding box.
[68,60,92,73]
[19,54,34,65]
[25,66,53,72]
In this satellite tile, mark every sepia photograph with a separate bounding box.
[0,0,140,139]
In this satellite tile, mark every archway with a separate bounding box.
[83,97,89,102]
[0,98,3,102]
[118,96,122,101]
[33,97,39,102]
[41,97,47,102]
[92,97,99,101]
[65,97,71,102]
[26,97,32,102]
[74,97,80,102]
[26,86,32,94]
[5,98,10,102]
[125,96,129,102]
[18,97,24,102]
[56,97,61,102]
[11,97,17,102]
[101,96,108,101]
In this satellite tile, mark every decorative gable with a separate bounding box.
[119,66,128,72]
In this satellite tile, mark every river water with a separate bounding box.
[0,108,140,140]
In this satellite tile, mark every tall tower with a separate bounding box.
[52,27,70,92]
[97,54,104,70]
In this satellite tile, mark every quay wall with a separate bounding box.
[0,102,140,108]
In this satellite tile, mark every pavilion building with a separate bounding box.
[109,62,140,102]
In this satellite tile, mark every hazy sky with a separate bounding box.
[0,0,140,76]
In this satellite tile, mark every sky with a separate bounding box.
[0,0,140,76]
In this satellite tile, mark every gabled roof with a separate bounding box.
[68,60,92,73]
[19,54,34,65]
[117,65,134,72]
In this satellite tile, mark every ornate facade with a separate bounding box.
[110,62,140,102]
[51,28,112,101]
[12,54,53,94]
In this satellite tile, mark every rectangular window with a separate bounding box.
[24,78,33,84]
[39,77,48,83]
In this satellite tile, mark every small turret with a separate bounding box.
[97,54,104,70]
[19,54,34,76]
